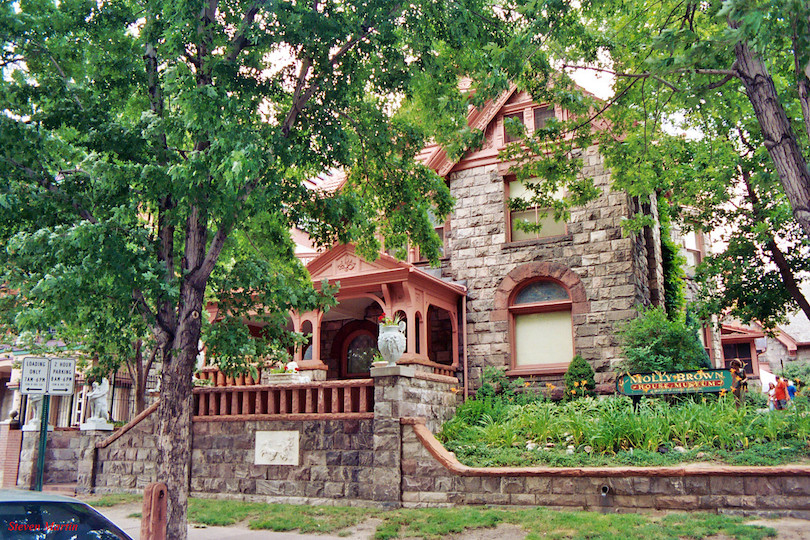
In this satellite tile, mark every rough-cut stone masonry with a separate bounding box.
[12,372,810,517]
[401,418,810,517]
[17,428,86,488]
[444,147,661,389]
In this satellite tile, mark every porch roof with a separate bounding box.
[307,244,466,299]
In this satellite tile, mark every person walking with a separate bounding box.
[774,377,789,411]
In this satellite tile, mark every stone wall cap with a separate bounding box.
[370,366,416,378]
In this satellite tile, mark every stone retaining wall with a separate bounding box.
[401,418,810,517]
[18,429,82,487]
[13,372,810,518]
[191,418,375,504]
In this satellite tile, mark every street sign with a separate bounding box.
[20,357,49,394]
[20,357,76,395]
[47,358,76,395]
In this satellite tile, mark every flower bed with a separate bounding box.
[438,392,810,468]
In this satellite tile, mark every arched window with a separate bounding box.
[509,280,574,374]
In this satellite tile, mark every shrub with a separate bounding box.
[617,306,711,373]
[564,355,595,400]
[778,361,810,390]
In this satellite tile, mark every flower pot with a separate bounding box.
[378,322,406,367]
[216,371,226,387]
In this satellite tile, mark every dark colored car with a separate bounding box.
[0,489,133,540]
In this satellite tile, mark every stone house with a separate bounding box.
[275,85,665,395]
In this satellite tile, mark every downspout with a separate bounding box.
[462,295,469,400]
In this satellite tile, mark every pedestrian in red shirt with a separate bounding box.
[774,377,789,410]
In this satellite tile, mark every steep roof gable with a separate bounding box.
[422,84,518,177]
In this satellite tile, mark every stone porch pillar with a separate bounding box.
[369,365,416,507]
[76,432,106,494]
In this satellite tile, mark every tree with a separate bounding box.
[492,0,810,326]
[0,0,528,535]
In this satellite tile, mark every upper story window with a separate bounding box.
[533,106,555,130]
[501,105,557,145]
[416,209,449,262]
[503,112,525,143]
[506,178,566,242]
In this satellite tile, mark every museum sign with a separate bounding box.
[616,369,734,397]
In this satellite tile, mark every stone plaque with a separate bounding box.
[255,431,299,466]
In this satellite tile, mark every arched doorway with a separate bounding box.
[331,319,379,378]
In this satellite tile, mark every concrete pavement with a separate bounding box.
[100,504,351,540]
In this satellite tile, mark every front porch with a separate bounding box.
[285,245,466,381]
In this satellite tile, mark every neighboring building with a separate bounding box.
[672,226,810,379]
[0,343,155,429]
[271,86,665,393]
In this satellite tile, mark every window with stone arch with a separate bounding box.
[509,279,574,374]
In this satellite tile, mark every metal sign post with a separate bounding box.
[35,395,50,492]
[20,357,76,491]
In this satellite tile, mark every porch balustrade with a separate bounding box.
[192,379,374,419]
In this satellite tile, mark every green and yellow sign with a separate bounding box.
[616,369,734,397]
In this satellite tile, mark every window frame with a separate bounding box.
[506,278,575,376]
[341,328,378,378]
[504,176,568,243]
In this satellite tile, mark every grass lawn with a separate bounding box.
[87,495,777,539]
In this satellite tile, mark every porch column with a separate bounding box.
[312,310,324,362]
[420,310,429,360]
[291,312,303,363]
[450,313,459,368]
[405,309,416,354]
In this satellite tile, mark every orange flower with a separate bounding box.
[523,381,531,387]
[570,389,576,395]
[450,387,459,394]
[573,381,580,387]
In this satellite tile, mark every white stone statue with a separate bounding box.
[81,378,113,431]
[22,394,53,432]
[23,394,42,431]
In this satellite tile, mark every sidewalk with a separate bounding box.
[100,504,358,540]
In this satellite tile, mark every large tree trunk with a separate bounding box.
[158,284,206,539]
[734,40,810,240]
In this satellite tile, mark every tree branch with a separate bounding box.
[3,156,99,224]
[743,171,810,322]
[226,3,261,62]
[188,180,257,289]
[281,5,400,137]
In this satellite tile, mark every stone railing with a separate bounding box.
[192,379,375,420]
[397,356,457,378]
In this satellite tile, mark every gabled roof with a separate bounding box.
[306,244,466,297]
[306,244,403,281]
[720,324,765,343]
[421,84,518,177]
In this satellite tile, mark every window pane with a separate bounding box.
[514,310,574,367]
[510,209,566,240]
[346,334,377,374]
[508,180,566,240]
[504,112,524,143]
[514,281,569,304]
[534,107,555,130]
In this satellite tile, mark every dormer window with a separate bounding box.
[503,112,525,143]
[533,106,555,130]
